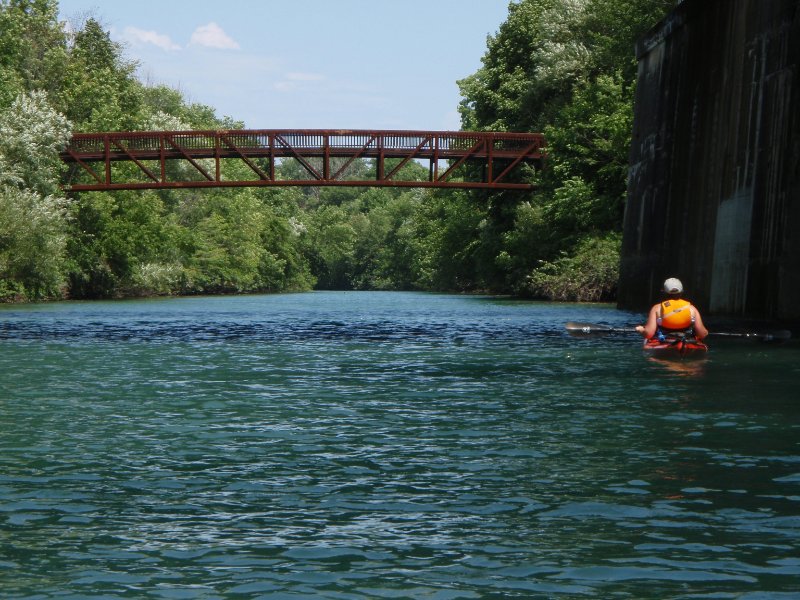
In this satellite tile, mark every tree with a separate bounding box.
[67,190,183,298]
[57,18,143,130]
[458,0,584,132]
[349,190,421,290]
[0,185,68,300]
[405,191,491,291]
[0,0,67,104]
[541,72,634,238]
[141,84,243,131]
[304,205,358,289]
[457,0,675,298]
[173,188,312,294]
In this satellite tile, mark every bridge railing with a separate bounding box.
[61,129,545,191]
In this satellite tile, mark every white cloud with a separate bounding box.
[121,26,181,51]
[189,22,240,50]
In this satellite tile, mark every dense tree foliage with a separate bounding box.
[457,0,675,300]
[0,0,675,302]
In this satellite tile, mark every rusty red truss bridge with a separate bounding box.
[60,129,545,192]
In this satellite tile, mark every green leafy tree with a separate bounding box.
[457,0,675,298]
[176,189,311,294]
[406,192,490,291]
[0,0,67,105]
[141,84,243,131]
[542,73,634,237]
[66,191,183,298]
[305,205,358,289]
[258,205,315,292]
[0,186,68,300]
[349,190,420,290]
[57,17,143,130]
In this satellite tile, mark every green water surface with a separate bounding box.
[1,292,798,598]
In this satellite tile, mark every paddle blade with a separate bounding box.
[708,329,792,343]
[762,330,792,342]
[565,322,614,335]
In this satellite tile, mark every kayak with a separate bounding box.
[643,336,708,358]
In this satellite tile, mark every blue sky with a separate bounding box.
[57,0,512,131]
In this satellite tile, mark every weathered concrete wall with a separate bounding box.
[619,0,800,320]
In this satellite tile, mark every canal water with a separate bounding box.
[1,291,798,598]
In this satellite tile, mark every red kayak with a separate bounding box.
[643,336,708,358]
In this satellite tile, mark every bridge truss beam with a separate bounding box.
[60,129,545,192]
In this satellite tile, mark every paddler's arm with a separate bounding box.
[635,304,659,338]
[692,307,709,340]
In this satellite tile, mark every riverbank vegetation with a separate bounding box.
[0,0,675,303]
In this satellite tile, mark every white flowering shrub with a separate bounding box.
[0,90,72,197]
[142,110,191,132]
[288,216,308,236]
[0,91,72,300]
[0,154,22,187]
[126,262,184,296]
[535,0,591,84]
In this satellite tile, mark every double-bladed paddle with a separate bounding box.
[565,321,792,342]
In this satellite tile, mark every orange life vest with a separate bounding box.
[658,298,694,331]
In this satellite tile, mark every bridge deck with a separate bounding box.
[61,129,545,191]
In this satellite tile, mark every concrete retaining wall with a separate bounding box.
[619,0,800,320]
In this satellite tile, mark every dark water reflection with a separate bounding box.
[1,292,798,598]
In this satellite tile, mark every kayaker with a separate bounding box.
[635,277,709,342]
